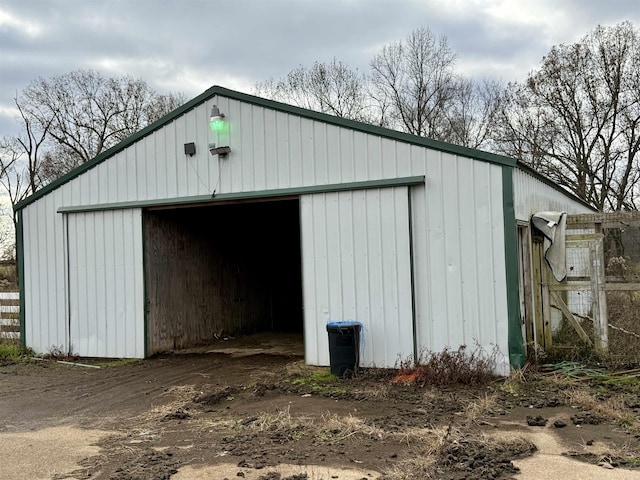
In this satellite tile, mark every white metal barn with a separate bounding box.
[15,86,594,373]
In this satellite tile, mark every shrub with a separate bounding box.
[0,339,34,361]
[393,345,498,386]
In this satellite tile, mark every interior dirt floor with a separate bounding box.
[1,333,640,479]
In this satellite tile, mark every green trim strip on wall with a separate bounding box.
[15,83,518,213]
[57,176,426,214]
[502,166,525,369]
[407,187,418,362]
[64,215,72,355]
[16,210,26,347]
[141,212,148,358]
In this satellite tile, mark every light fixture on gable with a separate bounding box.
[209,105,225,132]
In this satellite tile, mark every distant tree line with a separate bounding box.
[257,22,640,211]
[1,22,640,259]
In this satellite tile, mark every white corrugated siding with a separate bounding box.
[412,155,510,373]
[301,187,414,368]
[66,210,145,357]
[513,168,594,220]
[22,93,514,366]
[23,189,67,354]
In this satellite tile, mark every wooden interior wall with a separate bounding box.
[144,200,303,354]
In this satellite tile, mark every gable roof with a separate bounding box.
[15,85,590,211]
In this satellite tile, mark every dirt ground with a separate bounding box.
[2,333,640,479]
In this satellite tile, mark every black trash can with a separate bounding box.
[326,321,362,378]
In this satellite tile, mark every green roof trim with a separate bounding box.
[515,161,596,212]
[15,85,521,212]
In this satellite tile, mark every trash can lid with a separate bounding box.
[326,320,362,328]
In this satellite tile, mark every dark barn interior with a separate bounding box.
[143,199,303,355]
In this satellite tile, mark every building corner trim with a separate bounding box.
[502,166,525,369]
[16,210,26,347]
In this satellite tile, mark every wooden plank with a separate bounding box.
[566,234,605,241]
[565,240,595,248]
[595,236,609,351]
[590,229,609,351]
[0,332,19,339]
[540,244,553,349]
[567,211,640,227]
[548,283,640,292]
[0,319,18,326]
[0,306,20,313]
[550,291,593,346]
[518,226,535,348]
[0,292,19,300]
[532,241,546,349]
[604,283,640,291]
[568,221,640,229]
[549,283,591,291]
[564,275,638,283]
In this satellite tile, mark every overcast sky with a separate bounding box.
[2,0,640,137]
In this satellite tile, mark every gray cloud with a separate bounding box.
[2,0,640,137]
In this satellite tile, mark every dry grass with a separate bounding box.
[565,437,640,469]
[592,442,640,465]
[382,455,438,480]
[381,428,535,480]
[381,426,453,479]
[391,426,439,448]
[567,389,637,429]
[249,405,305,432]
[141,385,200,422]
[401,425,453,451]
[283,360,327,379]
[319,413,385,441]
[463,393,499,425]
[243,407,385,442]
[352,382,392,400]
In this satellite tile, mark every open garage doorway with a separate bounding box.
[143,198,303,355]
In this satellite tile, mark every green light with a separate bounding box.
[209,105,226,132]
[210,119,225,132]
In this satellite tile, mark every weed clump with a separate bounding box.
[393,345,497,386]
[0,339,34,361]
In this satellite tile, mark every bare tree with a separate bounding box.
[0,135,35,258]
[10,97,53,197]
[370,27,458,138]
[0,92,53,216]
[0,137,30,208]
[445,77,504,149]
[255,58,379,124]
[257,29,502,149]
[18,69,184,172]
[493,22,640,211]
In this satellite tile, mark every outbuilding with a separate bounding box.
[15,86,594,373]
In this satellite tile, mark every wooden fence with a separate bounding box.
[0,292,19,340]
[533,212,640,358]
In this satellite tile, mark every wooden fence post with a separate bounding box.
[590,227,608,352]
